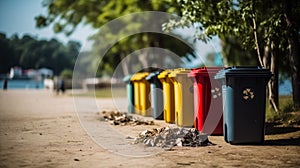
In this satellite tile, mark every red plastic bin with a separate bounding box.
[188,67,223,135]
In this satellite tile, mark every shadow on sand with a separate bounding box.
[264,122,300,146]
[264,137,300,146]
[265,122,300,135]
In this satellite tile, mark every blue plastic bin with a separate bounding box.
[146,71,164,120]
[123,75,134,113]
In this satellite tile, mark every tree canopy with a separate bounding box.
[36,0,198,77]
[163,0,300,110]
[36,0,180,34]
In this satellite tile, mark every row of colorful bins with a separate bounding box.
[157,68,223,135]
[124,66,271,144]
[123,67,223,133]
[123,71,164,119]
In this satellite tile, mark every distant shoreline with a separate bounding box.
[0,79,44,89]
[0,78,293,95]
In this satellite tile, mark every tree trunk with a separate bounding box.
[120,52,130,76]
[270,41,279,111]
[285,13,300,110]
[251,7,279,112]
[288,36,300,110]
[263,39,279,112]
[137,50,150,70]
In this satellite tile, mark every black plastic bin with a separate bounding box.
[146,71,164,120]
[215,66,272,144]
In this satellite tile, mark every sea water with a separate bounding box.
[0,79,44,89]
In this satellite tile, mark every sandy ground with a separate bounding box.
[0,90,299,168]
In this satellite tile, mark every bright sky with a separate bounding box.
[0,0,94,45]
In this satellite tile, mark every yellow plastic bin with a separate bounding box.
[130,72,151,116]
[131,73,141,114]
[158,70,175,123]
[169,68,194,127]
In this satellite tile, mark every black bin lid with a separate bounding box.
[215,66,272,79]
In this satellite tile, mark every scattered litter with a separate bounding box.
[134,127,213,148]
[177,162,192,166]
[125,136,135,139]
[101,111,154,126]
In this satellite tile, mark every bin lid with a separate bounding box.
[145,71,161,81]
[188,67,223,78]
[168,68,191,78]
[123,75,133,83]
[158,70,171,79]
[130,72,149,81]
[214,66,272,79]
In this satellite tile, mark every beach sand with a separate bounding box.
[0,90,299,167]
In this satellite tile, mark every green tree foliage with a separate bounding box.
[0,33,18,73]
[60,69,73,79]
[163,0,300,111]
[221,36,258,66]
[0,33,81,75]
[90,31,196,77]
[36,0,196,77]
[36,0,180,34]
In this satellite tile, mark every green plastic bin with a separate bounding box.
[215,66,271,144]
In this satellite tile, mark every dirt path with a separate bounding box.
[0,90,299,167]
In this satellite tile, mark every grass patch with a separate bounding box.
[72,87,126,98]
[266,95,300,125]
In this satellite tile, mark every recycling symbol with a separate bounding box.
[211,87,221,99]
[243,88,255,100]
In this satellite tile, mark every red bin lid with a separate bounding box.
[188,67,223,78]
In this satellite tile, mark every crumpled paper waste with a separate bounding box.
[101,111,154,126]
[134,127,213,148]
